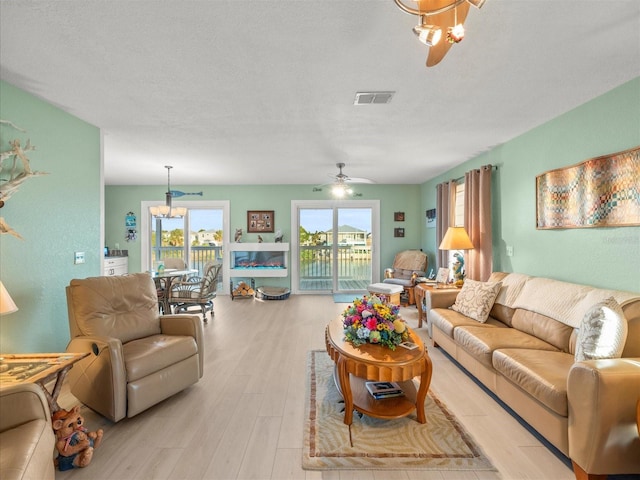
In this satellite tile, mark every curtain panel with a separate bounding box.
[464,165,493,281]
[435,180,457,269]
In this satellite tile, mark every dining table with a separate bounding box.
[150,268,198,314]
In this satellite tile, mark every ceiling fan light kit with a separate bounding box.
[413,23,442,46]
[394,0,486,66]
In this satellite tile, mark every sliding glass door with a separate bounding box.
[292,200,379,294]
[141,200,230,292]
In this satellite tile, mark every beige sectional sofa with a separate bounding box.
[0,383,55,480]
[429,272,640,479]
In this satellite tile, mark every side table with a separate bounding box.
[414,283,460,333]
[0,352,88,413]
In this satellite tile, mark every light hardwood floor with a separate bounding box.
[56,294,577,480]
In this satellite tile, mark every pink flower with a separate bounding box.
[365,317,378,331]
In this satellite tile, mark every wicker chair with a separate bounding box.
[154,258,189,314]
[168,262,221,322]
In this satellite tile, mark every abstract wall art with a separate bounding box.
[536,146,640,229]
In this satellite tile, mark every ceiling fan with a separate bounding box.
[394,0,484,67]
[313,163,375,198]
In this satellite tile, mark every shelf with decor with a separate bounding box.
[228,242,289,278]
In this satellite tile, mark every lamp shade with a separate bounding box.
[439,227,474,250]
[0,282,18,315]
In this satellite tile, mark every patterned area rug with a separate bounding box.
[303,350,496,471]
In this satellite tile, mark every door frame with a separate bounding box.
[290,199,380,294]
[141,200,230,292]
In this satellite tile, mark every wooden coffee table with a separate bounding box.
[325,317,432,425]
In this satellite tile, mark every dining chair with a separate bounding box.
[154,258,189,313]
[168,262,221,322]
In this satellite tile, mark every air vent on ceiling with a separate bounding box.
[353,91,395,105]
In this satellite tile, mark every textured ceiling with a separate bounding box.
[1,1,638,187]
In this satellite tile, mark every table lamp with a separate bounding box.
[438,227,474,285]
[0,281,18,315]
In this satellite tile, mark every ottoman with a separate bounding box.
[368,283,403,305]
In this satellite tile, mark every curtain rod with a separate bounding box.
[452,164,498,183]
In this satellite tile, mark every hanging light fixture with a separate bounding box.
[447,2,465,43]
[393,0,486,66]
[413,19,442,46]
[150,166,187,218]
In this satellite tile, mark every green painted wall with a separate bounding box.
[4,77,637,354]
[105,183,423,285]
[0,81,101,352]
[420,78,640,292]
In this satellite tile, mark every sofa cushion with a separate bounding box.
[451,280,502,323]
[430,308,507,338]
[575,297,628,362]
[511,309,574,352]
[123,334,198,382]
[0,420,55,480]
[511,276,640,329]
[454,326,559,368]
[493,348,575,416]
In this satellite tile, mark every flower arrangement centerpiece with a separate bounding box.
[342,296,409,350]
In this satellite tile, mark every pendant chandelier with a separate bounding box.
[149,166,187,218]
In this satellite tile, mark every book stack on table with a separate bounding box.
[365,381,404,399]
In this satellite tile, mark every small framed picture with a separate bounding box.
[394,212,405,222]
[247,210,275,233]
[399,341,419,350]
[394,228,405,238]
[435,267,449,284]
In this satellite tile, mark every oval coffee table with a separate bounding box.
[325,317,432,425]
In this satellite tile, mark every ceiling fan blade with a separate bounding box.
[415,0,470,67]
[346,177,376,184]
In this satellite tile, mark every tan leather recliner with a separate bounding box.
[0,383,55,480]
[65,272,204,422]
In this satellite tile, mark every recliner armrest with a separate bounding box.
[66,336,127,422]
[567,357,640,476]
[160,314,204,377]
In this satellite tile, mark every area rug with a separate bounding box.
[303,350,496,471]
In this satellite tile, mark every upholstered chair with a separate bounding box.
[383,250,428,305]
[65,273,204,422]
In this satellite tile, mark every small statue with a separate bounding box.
[52,405,103,471]
[452,252,465,285]
[234,228,242,243]
[274,230,283,243]
[258,235,263,243]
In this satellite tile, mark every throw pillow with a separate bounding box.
[450,279,502,323]
[575,297,628,362]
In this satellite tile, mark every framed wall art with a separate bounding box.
[394,227,405,238]
[247,210,274,233]
[394,211,405,222]
[426,208,436,228]
[536,146,640,229]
